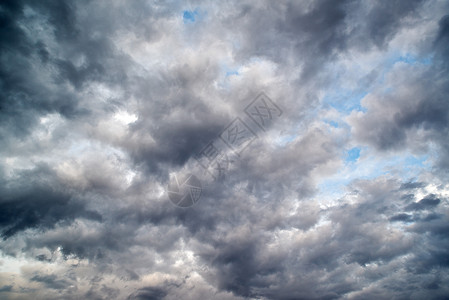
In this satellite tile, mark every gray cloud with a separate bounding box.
[0,164,102,240]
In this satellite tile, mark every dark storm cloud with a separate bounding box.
[0,285,13,292]
[405,194,440,211]
[0,0,226,180]
[0,0,90,137]
[435,14,449,67]
[30,274,70,290]
[124,82,230,173]
[127,286,168,300]
[0,164,102,239]
[389,213,413,222]
[351,0,424,49]
[400,181,426,190]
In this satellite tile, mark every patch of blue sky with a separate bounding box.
[375,52,434,88]
[321,88,368,114]
[321,52,432,116]
[345,147,360,163]
[323,118,349,129]
[319,58,372,115]
[325,53,433,114]
[274,122,310,148]
[219,62,241,77]
[215,62,242,90]
[226,70,239,77]
[326,120,339,128]
[390,52,433,66]
[316,151,430,206]
[402,154,429,172]
[275,134,297,147]
[183,10,198,24]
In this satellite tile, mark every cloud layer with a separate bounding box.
[1,0,448,299]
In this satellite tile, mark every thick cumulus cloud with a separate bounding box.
[1,0,449,299]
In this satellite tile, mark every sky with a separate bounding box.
[0,0,449,299]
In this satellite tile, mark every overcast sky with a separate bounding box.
[1,0,449,299]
